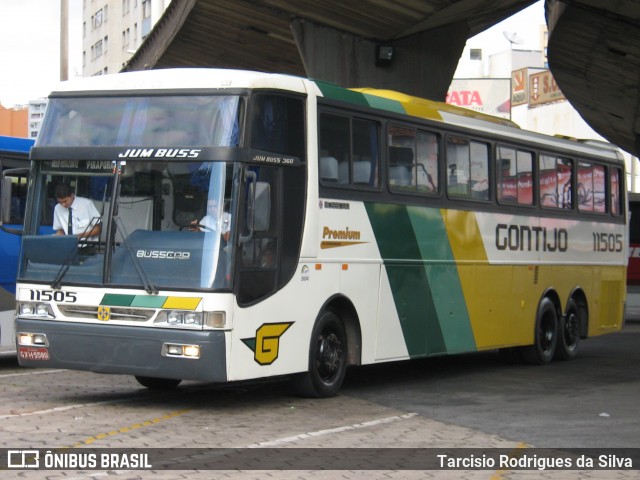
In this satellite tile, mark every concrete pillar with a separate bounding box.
[291,19,469,101]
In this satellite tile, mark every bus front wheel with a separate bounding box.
[521,297,558,365]
[135,376,182,390]
[293,310,347,398]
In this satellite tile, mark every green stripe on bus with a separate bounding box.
[100,294,136,306]
[360,94,406,115]
[131,296,167,308]
[315,80,370,107]
[365,203,445,356]
[365,203,476,356]
[406,206,476,353]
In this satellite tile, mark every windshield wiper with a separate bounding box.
[115,217,158,295]
[50,217,102,289]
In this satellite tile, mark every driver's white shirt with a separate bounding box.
[52,196,101,241]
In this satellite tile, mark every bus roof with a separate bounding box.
[48,68,310,96]
[0,135,34,154]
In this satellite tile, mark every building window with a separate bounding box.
[470,49,482,60]
[93,39,103,59]
[142,0,151,18]
[94,11,100,28]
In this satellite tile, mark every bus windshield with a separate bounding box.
[20,93,243,292]
[20,159,237,292]
[37,95,240,147]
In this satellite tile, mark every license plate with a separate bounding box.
[18,347,50,361]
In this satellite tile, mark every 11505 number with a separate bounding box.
[29,290,77,302]
[592,232,623,252]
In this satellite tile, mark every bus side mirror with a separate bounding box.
[253,181,270,232]
[240,172,270,244]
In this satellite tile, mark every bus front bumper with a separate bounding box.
[15,318,227,382]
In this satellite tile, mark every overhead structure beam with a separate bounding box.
[546,0,640,156]
[123,0,534,103]
[291,19,469,101]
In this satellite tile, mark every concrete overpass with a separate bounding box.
[123,0,640,157]
[546,0,640,157]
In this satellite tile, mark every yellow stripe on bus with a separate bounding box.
[163,297,202,310]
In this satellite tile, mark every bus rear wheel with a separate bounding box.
[521,297,558,365]
[555,299,581,361]
[135,376,182,390]
[293,310,347,398]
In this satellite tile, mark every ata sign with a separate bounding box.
[446,79,511,119]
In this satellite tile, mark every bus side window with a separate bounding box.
[578,162,595,212]
[469,141,489,200]
[320,113,378,188]
[388,124,415,191]
[446,136,470,197]
[611,167,622,216]
[540,155,573,210]
[416,131,438,193]
[251,94,305,158]
[497,146,533,205]
[352,119,379,187]
[389,147,413,187]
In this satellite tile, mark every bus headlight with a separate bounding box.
[155,310,203,328]
[17,332,49,346]
[162,343,200,359]
[204,312,226,329]
[154,310,226,329]
[18,302,54,318]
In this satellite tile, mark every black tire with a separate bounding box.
[135,376,182,390]
[521,297,558,365]
[555,299,581,361]
[293,310,348,398]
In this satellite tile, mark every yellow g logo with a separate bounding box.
[242,322,293,365]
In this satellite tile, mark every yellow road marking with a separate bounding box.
[70,409,190,447]
[491,442,529,479]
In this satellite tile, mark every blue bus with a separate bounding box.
[0,135,34,355]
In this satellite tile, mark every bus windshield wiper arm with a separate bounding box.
[50,217,102,290]
[115,218,158,295]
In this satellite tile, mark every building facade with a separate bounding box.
[28,100,47,139]
[0,105,28,138]
[83,0,171,77]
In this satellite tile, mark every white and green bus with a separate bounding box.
[11,69,627,397]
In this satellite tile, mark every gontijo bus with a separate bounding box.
[10,69,627,397]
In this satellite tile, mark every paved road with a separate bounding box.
[0,322,638,479]
[342,321,640,448]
